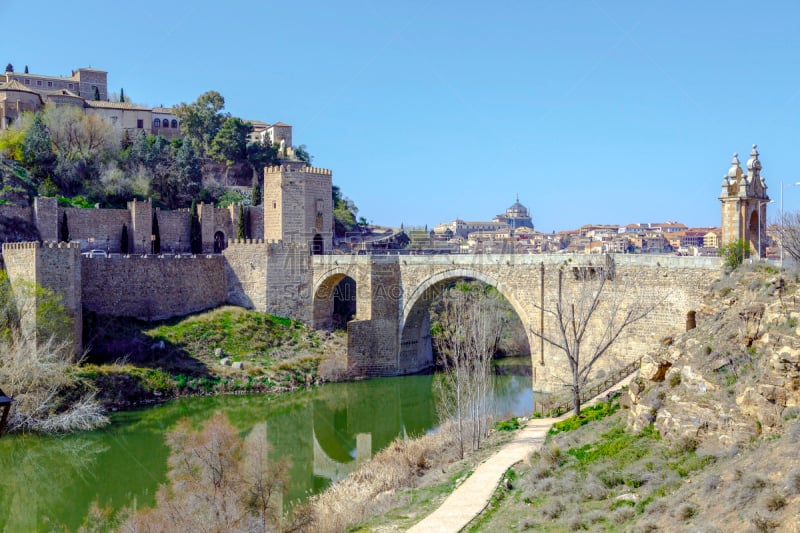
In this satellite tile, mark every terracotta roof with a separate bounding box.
[271,121,291,127]
[84,100,150,111]
[151,107,176,114]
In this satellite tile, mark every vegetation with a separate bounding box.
[81,306,349,407]
[0,271,107,433]
[720,237,751,269]
[432,282,507,458]
[0,90,313,210]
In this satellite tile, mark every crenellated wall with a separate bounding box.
[81,254,226,320]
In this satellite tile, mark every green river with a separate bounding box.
[0,372,534,532]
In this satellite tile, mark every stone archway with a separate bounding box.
[313,271,357,330]
[398,269,533,375]
[213,230,226,253]
[747,209,760,258]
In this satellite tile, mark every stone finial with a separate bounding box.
[727,152,741,178]
[747,143,762,176]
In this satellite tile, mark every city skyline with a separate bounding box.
[3,1,800,231]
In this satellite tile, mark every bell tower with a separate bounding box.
[719,145,770,258]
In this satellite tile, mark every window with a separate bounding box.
[161,119,168,128]
[47,81,52,87]
[37,80,42,86]
[137,119,143,129]
[171,119,178,128]
[68,83,73,89]
[153,118,161,128]
[24,79,30,85]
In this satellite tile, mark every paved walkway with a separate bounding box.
[407,376,635,533]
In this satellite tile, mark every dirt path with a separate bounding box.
[407,376,635,533]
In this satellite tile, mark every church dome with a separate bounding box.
[506,197,529,217]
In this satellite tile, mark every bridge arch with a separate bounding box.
[398,268,533,374]
[313,268,357,330]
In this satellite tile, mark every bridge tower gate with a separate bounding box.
[719,145,769,258]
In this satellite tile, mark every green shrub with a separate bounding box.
[495,417,520,431]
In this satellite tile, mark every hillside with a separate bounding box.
[466,262,800,531]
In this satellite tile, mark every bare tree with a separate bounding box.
[530,256,658,416]
[0,272,107,433]
[432,283,506,458]
[775,210,800,263]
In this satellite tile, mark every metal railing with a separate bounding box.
[534,357,642,418]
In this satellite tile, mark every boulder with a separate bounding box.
[640,354,673,382]
[220,357,232,366]
[214,347,224,358]
[231,361,244,370]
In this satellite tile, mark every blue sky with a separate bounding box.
[3,1,800,231]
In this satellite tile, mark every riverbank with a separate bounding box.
[77,306,350,410]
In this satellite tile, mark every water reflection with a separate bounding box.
[0,373,533,531]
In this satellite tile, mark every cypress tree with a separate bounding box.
[189,200,202,254]
[237,204,246,240]
[151,211,161,254]
[60,212,69,242]
[93,86,100,101]
[24,65,28,74]
[120,224,129,254]
[251,174,261,206]
[119,87,125,103]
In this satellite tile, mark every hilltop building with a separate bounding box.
[0,66,294,147]
[492,196,534,229]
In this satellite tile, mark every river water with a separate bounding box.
[0,372,533,532]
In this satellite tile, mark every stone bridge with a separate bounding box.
[310,253,721,390]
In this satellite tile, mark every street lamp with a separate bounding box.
[780,181,800,267]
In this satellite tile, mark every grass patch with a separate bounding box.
[494,417,520,431]
[549,401,619,435]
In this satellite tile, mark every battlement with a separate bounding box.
[1,241,81,251]
[264,164,332,176]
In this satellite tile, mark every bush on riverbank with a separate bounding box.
[0,273,107,433]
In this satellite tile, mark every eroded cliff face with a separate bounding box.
[626,265,800,453]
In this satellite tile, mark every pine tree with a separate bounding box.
[151,211,161,254]
[120,224,129,254]
[60,212,69,243]
[237,204,246,240]
[4,64,13,73]
[189,200,202,254]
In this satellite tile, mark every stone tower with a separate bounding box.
[719,145,770,258]
[262,162,333,253]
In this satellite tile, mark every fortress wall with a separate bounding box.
[214,206,235,243]
[155,210,191,253]
[81,254,226,320]
[34,197,58,241]
[1,242,82,350]
[266,242,313,322]
[61,207,130,251]
[249,205,264,240]
[223,240,269,311]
